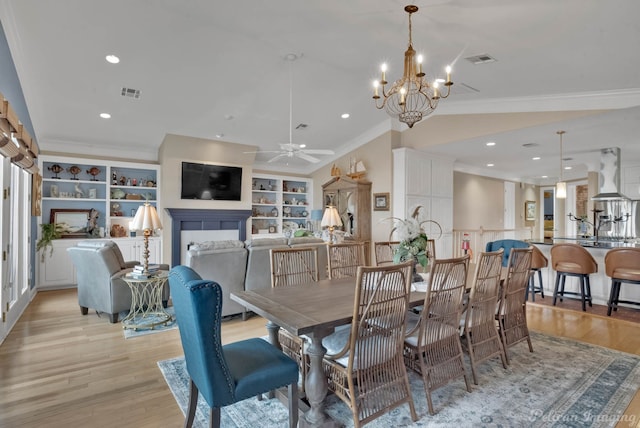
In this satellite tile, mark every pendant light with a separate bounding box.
[556,130,567,199]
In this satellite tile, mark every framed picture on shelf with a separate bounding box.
[373,192,390,211]
[50,208,91,238]
[268,225,277,233]
[525,200,536,221]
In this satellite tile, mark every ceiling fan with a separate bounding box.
[247,53,335,164]
[263,142,334,164]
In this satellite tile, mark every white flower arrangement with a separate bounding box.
[386,206,440,269]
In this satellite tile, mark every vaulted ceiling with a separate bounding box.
[1,0,639,183]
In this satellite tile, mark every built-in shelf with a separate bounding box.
[251,174,313,237]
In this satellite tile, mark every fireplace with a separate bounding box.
[165,208,252,267]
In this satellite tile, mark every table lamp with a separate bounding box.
[321,206,342,243]
[131,202,162,276]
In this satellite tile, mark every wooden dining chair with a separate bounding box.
[462,249,508,384]
[404,254,471,415]
[374,241,400,266]
[322,260,417,428]
[426,238,436,261]
[497,246,534,364]
[327,241,366,279]
[270,246,319,288]
[269,247,319,395]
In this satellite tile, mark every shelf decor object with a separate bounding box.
[130,202,163,276]
[372,5,453,129]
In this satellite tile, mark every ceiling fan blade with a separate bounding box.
[244,150,283,154]
[301,149,335,155]
[258,150,289,154]
[267,153,289,163]
[296,152,321,163]
[279,142,297,151]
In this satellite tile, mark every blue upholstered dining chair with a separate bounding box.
[486,239,530,267]
[168,265,299,428]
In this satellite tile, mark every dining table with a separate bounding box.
[230,277,426,428]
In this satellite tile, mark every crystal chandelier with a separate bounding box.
[372,5,453,128]
[556,131,567,199]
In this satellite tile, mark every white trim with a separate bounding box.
[434,89,640,116]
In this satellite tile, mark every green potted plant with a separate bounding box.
[36,223,63,262]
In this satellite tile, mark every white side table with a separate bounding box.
[121,271,173,330]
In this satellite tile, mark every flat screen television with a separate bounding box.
[181,162,242,201]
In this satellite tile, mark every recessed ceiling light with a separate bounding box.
[215,133,224,139]
[299,144,306,148]
[105,54,120,64]
[564,166,572,170]
[341,113,350,119]
[487,163,494,167]
[542,175,548,178]
[99,113,111,119]
[532,157,541,160]
[486,142,496,146]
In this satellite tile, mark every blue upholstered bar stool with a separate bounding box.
[486,239,530,267]
[551,244,597,311]
[605,248,640,316]
[527,245,548,302]
[168,265,299,428]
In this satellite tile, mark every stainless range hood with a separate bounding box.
[591,147,630,201]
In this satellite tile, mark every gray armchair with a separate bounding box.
[67,240,169,323]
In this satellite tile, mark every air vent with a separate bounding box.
[522,143,539,148]
[121,87,141,99]
[465,54,497,65]
[295,123,308,130]
[563,157,573,161]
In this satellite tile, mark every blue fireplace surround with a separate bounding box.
[165,208,252,267]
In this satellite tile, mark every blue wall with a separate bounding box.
[0,20,35,137]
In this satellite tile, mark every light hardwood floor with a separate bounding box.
[0,289,638,427]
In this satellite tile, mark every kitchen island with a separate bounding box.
[529,238,640,311]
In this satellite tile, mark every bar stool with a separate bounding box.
[551,243,597,311]
[604,248,640,316]
[527,245,547,302]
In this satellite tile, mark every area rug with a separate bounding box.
[122,306,177,339]
[158,332,640,427]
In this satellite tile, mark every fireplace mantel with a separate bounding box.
[165,208,251,267]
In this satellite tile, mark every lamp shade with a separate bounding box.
[321,206,342,228]
[131,203,162,232]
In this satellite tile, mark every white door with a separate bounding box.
[1,159,32,343]
[503,181,515,238]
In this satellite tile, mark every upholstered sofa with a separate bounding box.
[185,240,248,317]
[67,240,170,323]
[186,236,329,319]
